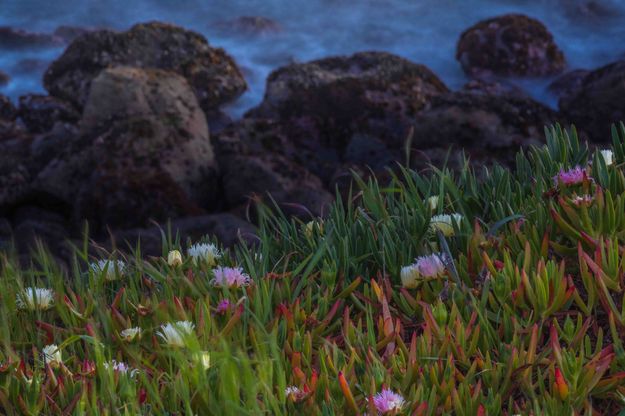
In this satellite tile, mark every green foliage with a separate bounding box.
[1,123,625,414]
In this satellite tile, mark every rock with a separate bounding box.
[0,95,16,120]
[548,69,590,102]
[409,90,559,169]
[43,21,247,114]
[462,79,528,97]
[53,25,98,43]
[0,71,9,86]
[18,94,80,133]
[107,213,258,256]
[456,14,566,77]
[214,16,282,36]
[0,27,63,49]
[34,66,219,232]
[246,51,448,180]
[0,135,32,209]
[221,153,333,218]
[11,206,72,263]
[559,61,625,142]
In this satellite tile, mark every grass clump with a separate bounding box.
[2,124,625,414]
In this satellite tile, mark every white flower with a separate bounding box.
[285,385,302,400]
[167,250,183,267]
[187,243,221,267]
[157,321,196,347]
[401,253,446,288]
[90,259,126,281]
[16,288,54,311]
[103,360,138,378]
[119,327,142,342]
[427,196,439,211]
[400,264,420,289]
[42,344,62,368]
[600,149,614,166]
[429,213,464,237]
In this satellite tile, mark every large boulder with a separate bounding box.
[0,136,32,210]
[0,95,16,120]
[409,90,559,169]
[34,66,219,231]
[245,51,448,181]
[456,14,566,77]
[559,60,625,142]
[18,94,80,133]
[43,22,247,113]
[221,153,333,218]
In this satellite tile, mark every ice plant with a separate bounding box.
[572,194,593,207]
[554,368,569,400]
[600,149,614,166]
[427,195,439,210]
[90,259,125,281]
[187,242,221,267]
[42,344,62,369]
[553,166,588,187]
[285,385,303,401]
[157,321,196,347]
[401,253,446,288]
[16,287,54,311]
[197,351,211,369]
[211,266,251,288]
[119,327,142,342]
[103,360,138,378]
[304,220,323,238]
[372,388,405,414]
[167,250,183,267]
[430,213,463,236]
[216,299,232,314]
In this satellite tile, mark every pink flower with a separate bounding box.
[416,253,446,278]
[553,166,588,186]
[373,388,405,414]
[216,299,232,314]
[211,267,251,288]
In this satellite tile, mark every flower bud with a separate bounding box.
[167,250,183,267]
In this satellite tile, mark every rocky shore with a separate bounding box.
[1,15,624,263]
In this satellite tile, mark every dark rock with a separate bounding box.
[107,213,258,255]
[462,79,528,97]
[559,61,625,142]
[0,71,9,86]
[34,66,219,232]
[245,51,448,181]
[18,94,80,133]
[0,95,16,120]
[548,69,590,102]
[44,21,247,113]
[12,214,72,263]
[409,90,559,169]
[0,135,32,209]
[0,27,63,50]
[456,14,566,77]
[221,153,333,218]
[214,16,282,36]
[53,25,99,43]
